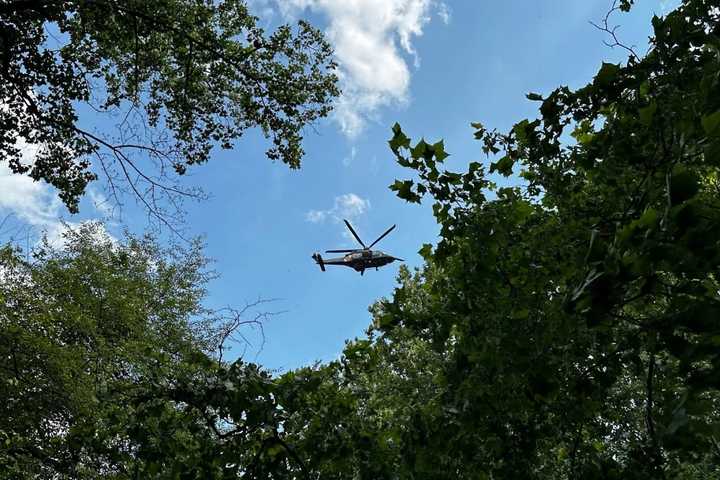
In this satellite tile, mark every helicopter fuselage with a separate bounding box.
[312,250,397,274]
[339,250,395,270]
[312,219,403,275]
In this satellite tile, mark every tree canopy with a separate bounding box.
[0,224,303,478]
[372,0,720,476]
[0,0,338,218]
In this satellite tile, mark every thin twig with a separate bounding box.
[215,298,286,365]
[589,0,640,62]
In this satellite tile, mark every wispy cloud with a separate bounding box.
[436,2,451,24]
[342,146,358,167]
[87,187,116,219]
[305,193,370,224]
[275,0,448,138]
[305,209,328,223]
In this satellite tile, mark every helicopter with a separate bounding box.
[312,219,404,275]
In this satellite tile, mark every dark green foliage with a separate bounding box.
[365,0,720,477]
[0,0,338,213]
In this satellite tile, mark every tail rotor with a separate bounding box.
[312,252,326,271]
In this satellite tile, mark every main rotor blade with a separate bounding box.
[343,219,366,248]
[326,249,358,253]
[368,224,396,249]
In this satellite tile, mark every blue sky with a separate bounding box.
[0,0,677,372]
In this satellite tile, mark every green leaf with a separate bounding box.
[556,447,568,461]
[444,172,462,185]
[638,207,658,229]
[670,168,700,204]
[639,81,650,97]
[266,443,285,458]
[411,139,428,160]
[571,120,595,146]
[432,203,450,223]
[513,119,531,143]
[489,155,514,176]
[639,101,657,126]
[471,122,487,140]
[433,140,449,162]
[526,92,543,101]
[148,463,160,475]
[594,62,620,87]
[396,155,412,167]
[701,110,720,136]
[418,243,433,260]
[389,123,412,153]
[619,0,634,11]
[390,179,421,203]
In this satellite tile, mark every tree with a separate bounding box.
[276,319,448,480]
[289,0,720,478]
[0,0,338,225]
[0,224,299,479]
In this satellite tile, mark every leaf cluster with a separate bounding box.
[0,224,299,479]
[369,1,720,477]
[0,0,338,215]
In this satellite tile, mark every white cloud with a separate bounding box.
[276,0,448,137]
[305,193,370,224]
[0,140,64,232]
[0,139,111,247]
[0,163,78,247]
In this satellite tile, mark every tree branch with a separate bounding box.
[589,0,640,62]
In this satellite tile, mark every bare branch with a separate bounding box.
[589,0,640,62]
[9,79,204,239]
[212,298,286,365]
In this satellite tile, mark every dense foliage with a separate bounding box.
[369,0,720,477]
[0,0,338,215]
[0,225,302,478]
